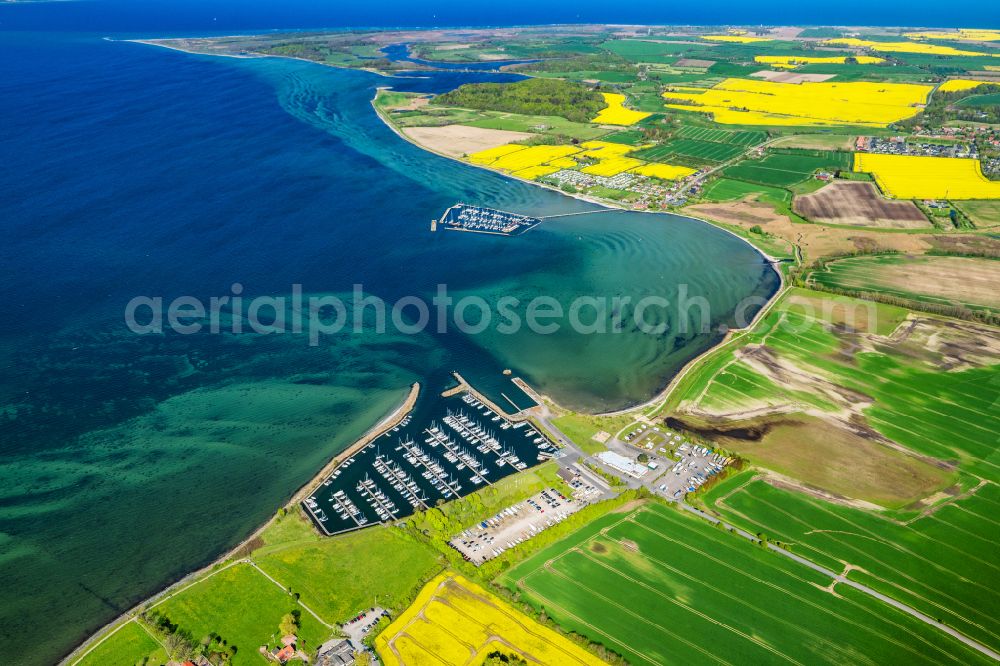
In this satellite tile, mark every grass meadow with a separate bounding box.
[502,502,992,665]
[155,563,329,665]
[700,177,792,206]
[253,522,442,625]
[77,621,166,666]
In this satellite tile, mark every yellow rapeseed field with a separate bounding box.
[755,55,886,67]
[577,141,639,158]
[632,163,697,180]
[824,37,1000,57]
[904,29,1000,42]
[854,153,1000,200]
[581,156,645,176]
[663,77,932,127]
[468,144,582,174]
[512,164,562,180]
[938,79,996,92]
[489,145,580,171]
[375,572,607,666]
[702,35,771,43]
[467,143,526,165]
[591,92,650,125]
[467,140,694,182]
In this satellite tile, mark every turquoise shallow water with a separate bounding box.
[0,32,777,663]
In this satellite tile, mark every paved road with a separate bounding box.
[678,503,1000,662]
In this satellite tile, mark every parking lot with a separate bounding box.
[342,606,388,650]
[620,424,731,500]
[651,442,731,499]
[448,482,601,565]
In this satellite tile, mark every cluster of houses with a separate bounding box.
[258,633,364,665]
[855,135,978,159]
[545,168,693,209]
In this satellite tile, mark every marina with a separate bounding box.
[303,390,557,536]
[437,203,542,236]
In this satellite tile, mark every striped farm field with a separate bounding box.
[675,125,768,145]
[722,150,852,186]
[634,138,746,163]
[702,473,1000,654]
[502,502,993,665]
[811,254,1000,312]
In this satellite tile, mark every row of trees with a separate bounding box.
[141,609,237,664]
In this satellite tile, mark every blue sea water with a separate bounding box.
[0,3,801,663]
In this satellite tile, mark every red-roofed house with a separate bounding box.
[273,645,296,663]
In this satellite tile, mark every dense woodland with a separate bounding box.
[432,78,605,123]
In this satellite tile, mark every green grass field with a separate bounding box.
[675,125,767,145]
[532,69,637,83]
[502,502,993,665]
[702,472,1000,653]
[700,177,792,206]
[635,138,746,163]
[957,93,1000,107]
[953,200,1000,227]
[253,518,441,624]
[722,150,852,186]
[601,39,691,63]
[155,563,330,665]
[464,112,610,140]
[601,130,647,145]
[77,621,167,666]
[549,412,636,455]
[388,104,610,141]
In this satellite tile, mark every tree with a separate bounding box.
[164,633,196,661]
[636,453,649,464]
[279,612,299,637]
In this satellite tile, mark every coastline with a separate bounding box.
[125,38,426,79]
[65,41,785,664]
[61,382,420,666]
[370,89,787,419]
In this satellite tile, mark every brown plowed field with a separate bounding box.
[794,181,930,228]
